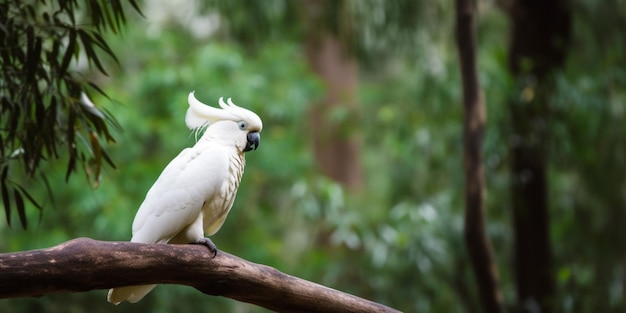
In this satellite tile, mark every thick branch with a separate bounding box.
[0,238,399,313]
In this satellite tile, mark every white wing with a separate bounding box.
[108,142,232,305]
[130,142,231,244]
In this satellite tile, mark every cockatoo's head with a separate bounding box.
[186,91,262,152]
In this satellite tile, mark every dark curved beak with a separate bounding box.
[245,131,260,152]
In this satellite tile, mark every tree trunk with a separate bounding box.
[455,0,507,312]
[303,0,363,190]
[507,0,570,311]
[0,238,400,313]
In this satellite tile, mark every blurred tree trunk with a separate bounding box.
[303,0,363,190]
[455,0,507,312]
[506,0,570,312]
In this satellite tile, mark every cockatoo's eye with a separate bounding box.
[238,121,247,130]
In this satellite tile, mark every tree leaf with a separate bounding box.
[89,131,102,187]
[77,29,108,75]
[44,97,60,159]
[128,0,145,17]
[90,31,119,64]
[101,147,116,169]
[109,0,125,33]
[59,29,77,74]
[14,188,26,229]
[99,0,117,33]
[88,0,103,31]
[1,168,11,227]
[65,106,77,182]
[16,185,43,212]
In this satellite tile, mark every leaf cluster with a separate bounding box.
[0,0,141,228]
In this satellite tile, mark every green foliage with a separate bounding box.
[1,0,625,312]
[0,0,141,228]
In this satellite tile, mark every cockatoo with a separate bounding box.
[107,91,262,304]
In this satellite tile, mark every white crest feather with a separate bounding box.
[219,97,228,109]
[185,91,263,132]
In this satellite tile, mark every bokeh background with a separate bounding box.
[1,1,625,312]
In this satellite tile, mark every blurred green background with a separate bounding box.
[1,0,625,312]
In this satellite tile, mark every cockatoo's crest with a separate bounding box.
[186,91,263,136]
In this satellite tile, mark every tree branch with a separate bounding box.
[455,0,507,312]
[0,238,399,313]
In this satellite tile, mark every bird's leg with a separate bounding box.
[192,237,218,258]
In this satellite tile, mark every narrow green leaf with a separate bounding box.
[101,148,117,169]
[76,132,93,155]
[1,170,11,226]
[109,0,125,33]
[89,132,102,187]
[65,106,77,182]
[40,173,56,209]
[65,154,76,183]
[42,12,50,23]
[24,4,36,19]
[59,30,77,74]
[87,81,109,98]
[45,97,60,158]
[77,29,108,75]
[101,107,122,134]
[100,0,117,33]
[0,133,4,158]
[48,39,62,69]
[14,188,27,229]
[88,0,103,31]
[91,31,119,64]
[24,26,36,81]
[16,185,42,212]
[128,0,145,17]
[1,164,8,182]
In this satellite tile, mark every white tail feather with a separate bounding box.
[108,284,157,304]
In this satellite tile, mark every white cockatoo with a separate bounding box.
[107,91,262,304]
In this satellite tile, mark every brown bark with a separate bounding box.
[455,0,507,312]
[0,238,399,313]
[303,0,363,190]
[507,0,570,311]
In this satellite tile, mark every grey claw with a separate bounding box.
[192,238,218,258]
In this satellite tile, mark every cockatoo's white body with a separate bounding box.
[107,92,262,304]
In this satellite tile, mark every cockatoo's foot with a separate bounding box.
[192,238,218,258]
